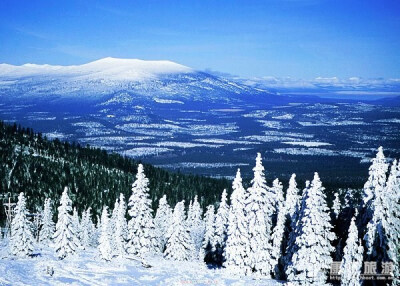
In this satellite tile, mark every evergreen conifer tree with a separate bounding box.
[271,180,287,278]
[188,195,204,258]
[245,153,274,277]
[224,169,251,275]
[200,205,216,263]
[80,208,91,248]
[154,194,173,253]
[365,159,400,284]
[126,164,157,256]
[339,216,363,286]
[332,192,341,220]
[361,146,388,226]
[39,198,55,244]
[10,192,34,257]
[285,174,300,220]
[164,200,195,261]
[286,173,335,285]
[72,207,81,242]
[214,189,229,265]
[53,187,81,259]
[114,193,128,257]
[98,206,113,261]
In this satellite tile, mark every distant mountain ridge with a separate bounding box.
[0,57,272,104]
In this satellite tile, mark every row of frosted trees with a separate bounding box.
[4,147,400,285]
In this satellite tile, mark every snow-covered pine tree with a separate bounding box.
[286,173,336,285]
[339,216,363,286]
[95,214,101,245]
[224,169,251,275]
[365,159,400,284]
[39,198,55,244]
[245,152,274,277]
[53,187,81,259]
[270,178,284,227]
[285,174,300,220]
[72,207,81,242]
[214,189,229,265]
[200,204,216,263]
[270,179,287,278]
[126,164,157,256]
[88,209,97,246]
[386,159,400,285]
[188,195,204,258]
[80,208,91,248]
[284,180,309,273]
[10,192,34,257]
[110,198,119,251]
[114,193,128,257]
[164,200,195,261]
[361,146,388,225]
[154,194,173,253]
[98,206,113,261]
[187,199,193,222]
[332,192,341,220]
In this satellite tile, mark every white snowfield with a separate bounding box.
[0,57,194,81]
[0,245,281,286]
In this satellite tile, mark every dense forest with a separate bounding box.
[0,121,231,222]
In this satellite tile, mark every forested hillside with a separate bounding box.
[0,121,230,222]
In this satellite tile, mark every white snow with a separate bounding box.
[122,147,173,158]
[154,98,184,104]
[282,141,333,147]
[0,244,282,285]
[0,57,194,81]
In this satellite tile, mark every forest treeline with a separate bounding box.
[0,121,231,221]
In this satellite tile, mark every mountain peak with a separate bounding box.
[0,57,194,80]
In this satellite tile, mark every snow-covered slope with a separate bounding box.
[0,57,193,80]
[0,57,270,103]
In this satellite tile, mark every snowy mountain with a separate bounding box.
[0,57,271,103]
[1,58,399,183]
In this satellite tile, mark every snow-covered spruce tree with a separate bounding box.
[214,189,229,265]
[39,198,55,244]
[80,208,91,248]
[271,179,287,279]
[98,206,113,261]
[200,204,216,263]
[224,169,251,275]
[284,180,308,274]
[110,198,119,251]
[245,152,274,277]
[10,192,34,257]
[332,192,341,220]
[387,159,400,285]
[126,164,157,256]
[53,187,81,259]
[286,173,336,285]
[339,216,363,286]
[188,195,204,258]
[164,200,195,261]
[72,207,81,242]
[114,193,128,257]
[270,178,284,227]
[154,194,173,253]
[365,159,400,284]
[285,174,300,221]
[361,146,388,226]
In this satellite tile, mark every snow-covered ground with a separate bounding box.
[0,243,281,286]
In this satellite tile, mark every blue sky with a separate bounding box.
[0,0,399,79]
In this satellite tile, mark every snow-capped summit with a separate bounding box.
[0,57,272,104]
[0,57,194,81]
